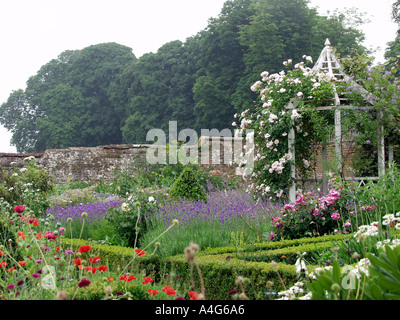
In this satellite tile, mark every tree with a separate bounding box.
[121,40,199,144]
[0,43,136,152]
[192,0,254,133]
[233,0,368,113]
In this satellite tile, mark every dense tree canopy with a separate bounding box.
[0,0,373,152]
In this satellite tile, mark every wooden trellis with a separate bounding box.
[286,39,387,203]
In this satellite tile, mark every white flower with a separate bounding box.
[295,254,308,275]
[260,71,269,81]
[268,113,278,123]
[297,92,303,98]
[232,122,237,127]
[312,82,321,89]
[148,196,155,203]
[121,202,130,212]
[291,109,301,120]
[251,81,262,92]
[279,88,286,93]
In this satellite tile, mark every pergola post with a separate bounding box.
[334,107,342,174]
[377,111,385,177]
[321,142,328,194]
[288,123,296,203]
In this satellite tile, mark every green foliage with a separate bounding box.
[364,245,400,300]
[63,279,153,300]
[1,43,136,152]
[0,158,54,215]
[0,214,23,269]
[105,193,159,248]
[307,244,400,300]
[169,167,207,202]
[356,165,400,217]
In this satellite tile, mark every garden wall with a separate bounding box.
[0,138,240,185]
[0,136,357,186]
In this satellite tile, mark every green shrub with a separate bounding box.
[105,192,159,248]
[63,279,153,300]
[169,167,207,202]
[0,158,54,215]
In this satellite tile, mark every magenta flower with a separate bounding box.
[78,278,91,288]
[6,284,15,290]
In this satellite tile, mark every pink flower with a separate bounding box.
[14,205,25,213]
[295,196,304,204]
[331,212,341,220]
[284,204,296,211]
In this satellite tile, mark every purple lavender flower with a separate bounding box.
[144,189,277,229]
[46,198,122,223]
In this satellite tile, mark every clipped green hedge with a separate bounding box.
[60,234,349,300]
[63,278,152,300]
[198,233,352,256]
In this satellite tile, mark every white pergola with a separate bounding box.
[286,39,387,203]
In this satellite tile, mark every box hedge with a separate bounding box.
[60,233,351,300]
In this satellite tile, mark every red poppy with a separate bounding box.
[189,291,200,300]
[73,258,84,265]
[119,274,137,282]
[0,261,7,267]
[98,265,108,272]
[18,261,27,267]
[28,218,39,226]
[84,266,97,274]
[142,276,154,284]
[17,232,25,241]
[7,267,15,273]
[56,246,62,252]
[14,205,25,213]
[162,286,176,296]
[0,251,2,257]
[148,289,159,296]
[135,249,146,257]
[36,232,42,239]
[89,256,101,263]
[108,276,114,282]
[78,245,92,253]
[44,231,57,240]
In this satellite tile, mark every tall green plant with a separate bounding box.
[169,167,207,203]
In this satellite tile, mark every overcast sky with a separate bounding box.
[0,0,398,153]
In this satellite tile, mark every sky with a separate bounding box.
[0,0,398,153]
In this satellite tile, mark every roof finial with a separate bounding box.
[325,38,331,46]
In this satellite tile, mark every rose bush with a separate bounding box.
[267,174,376,241]
[235,56,337,201]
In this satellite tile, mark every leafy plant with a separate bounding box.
[169,167,207,203]
[0,157,54,215]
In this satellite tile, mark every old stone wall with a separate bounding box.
[0,136,359,187]
[0,139,241,185]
